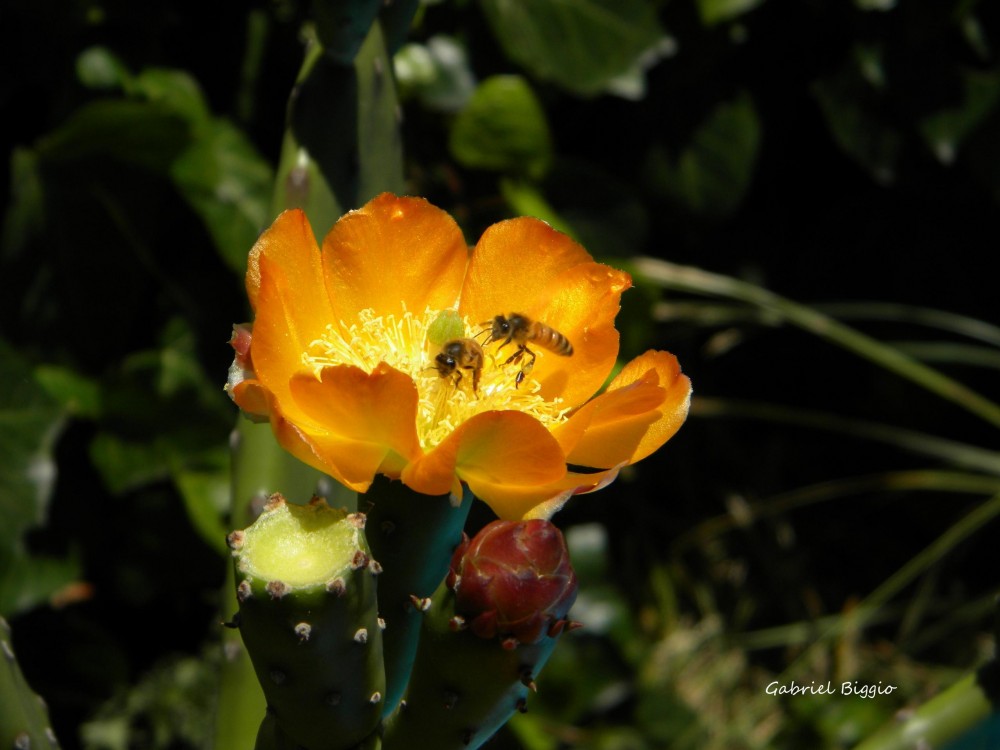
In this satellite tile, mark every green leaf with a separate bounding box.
[919,69,1000,165]
[89,319,233,495]
[0,340,65,549]
[36,99,190,174]
[811,47,900,185]
[394,36,476,113]
[89,433,174,495]
[170,119,274,275]
[1,147,45,259]
[479,0,664,97]
[129,67,211,125]
[697,0,765,26]
[76,46,132,90]
[449,75,552,179]
[644,91,761,217]
[173,457,231,556]
[34,365,102,419]
[0,550,81,617]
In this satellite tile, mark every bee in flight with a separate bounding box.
[434,338,485,393]
[480,313,573,387]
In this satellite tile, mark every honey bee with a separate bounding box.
[435,338,485,393]
[481,313,573,387]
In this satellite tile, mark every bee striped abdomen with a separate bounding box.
[531,322,573,356]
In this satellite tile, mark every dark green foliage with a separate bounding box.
[0,617,59,749]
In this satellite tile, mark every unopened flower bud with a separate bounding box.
[226,324,255,394]
[449,519,577,644]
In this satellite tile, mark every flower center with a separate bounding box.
[302,307,571,451]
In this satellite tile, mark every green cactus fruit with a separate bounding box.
[363,476,472,715]
[382,519,579,750]
[1,616,60,750]
[230,493,385,750]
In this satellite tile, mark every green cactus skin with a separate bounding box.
[1,617,60,750]
[214,418,338,750]
[380,582,563,750]
[363,477,472,714]
[270,18,406,231]
[231,494,385,750]
[312,0,383,65]
[255,709,383,750]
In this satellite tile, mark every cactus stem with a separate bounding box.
[326,577,347,596]
[222,614,241,629]
[368,559,384,575]
[449,616,466,632]
[354,628,369,644]
[351,551,370,570]
[370,692,383,705]
[347,512,367,529]
[461,728,474,745]
[516,697,528,714]
[377,618,387,631]
[293,623,312,642]
[500,637,519,651]
[443,690,459,709]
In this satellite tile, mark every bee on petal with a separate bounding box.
[481,313,573,387]
[435,338,485,393]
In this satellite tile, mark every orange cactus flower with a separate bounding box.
[227,193,691,520]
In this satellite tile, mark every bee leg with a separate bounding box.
[453,370,463,389]
[503,344,526,366]
[471,366,480,394]
[515,348,536,389]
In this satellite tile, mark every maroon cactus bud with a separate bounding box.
[449,519,578,645]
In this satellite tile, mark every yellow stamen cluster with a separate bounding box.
[303,308,570,450]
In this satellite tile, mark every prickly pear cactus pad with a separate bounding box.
[229,494,385,750]
[382,519,579,750]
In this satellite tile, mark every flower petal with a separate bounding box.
[461,217,597,319]
[285,362,423,488]
[322,194,469,322]
[494,466,623,521]
[249,253,330,427]
[553,351,692,468]
[246,209,329,319]
[229,378,271,419]
[401,411,567,519]
[460,217,630,405]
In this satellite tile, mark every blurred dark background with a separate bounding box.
[3,1,999,748]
